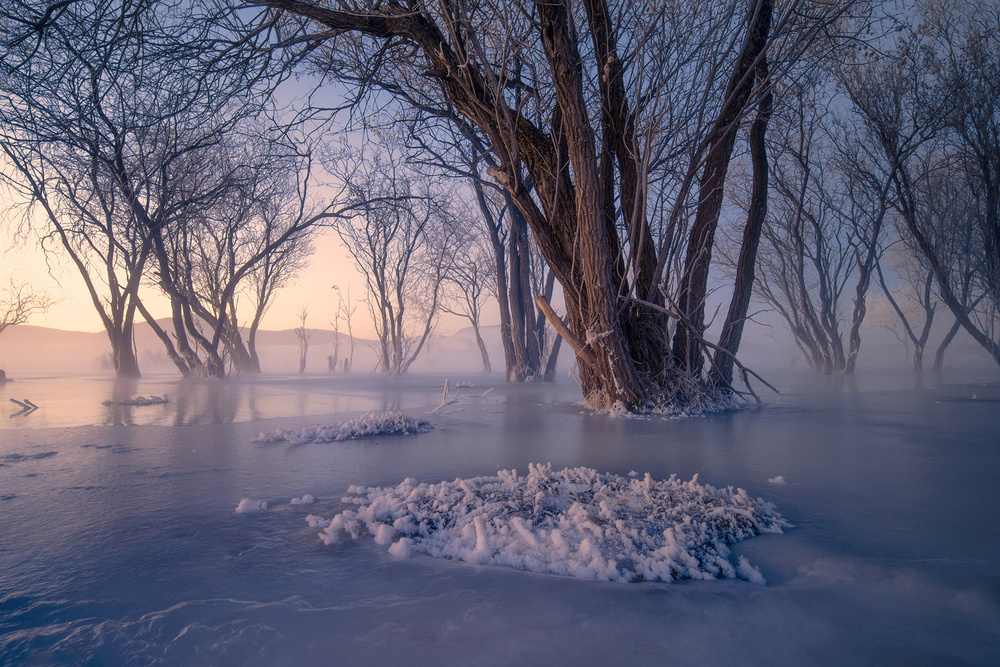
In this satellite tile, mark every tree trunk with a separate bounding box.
[543,321,564,381]
[473,180,518,380]
[507,198,531,380]
[109,328,141,378]
[713,50,772,388]
[136,298,194,377]
[674,0,773,375]
[472,321,492,373]
[933,318,962,371]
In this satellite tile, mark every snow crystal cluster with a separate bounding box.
[308,463,789,584]
[102,395,169,406]
[254,411,432,445]
[235,498,268,514]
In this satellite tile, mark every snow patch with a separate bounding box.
[254,411,432,444]
[768,476,786,485]
[736,555,767,585]
[311,463,789,583]
[291,494,315,505]
[235,498,268,514]
[102,394,168,406]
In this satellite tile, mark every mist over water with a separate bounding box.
[1,370,998,665]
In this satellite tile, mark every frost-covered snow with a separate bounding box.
[235,498,268,513]
[768,475,786,485]
[291,494,315,505]
[101,394,168,406]
[254,411,431,444]
[310,463,788,583]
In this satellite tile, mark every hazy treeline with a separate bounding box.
[1,0,997,408]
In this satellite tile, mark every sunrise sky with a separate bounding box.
[1,217,383,338]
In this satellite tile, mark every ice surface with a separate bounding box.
[313,463,787,583]
[1,370,999,665]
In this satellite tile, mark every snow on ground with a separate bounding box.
[254,411,432,445]
[235,498,268,514]
[309,462,789,583]
[101,394,169,406]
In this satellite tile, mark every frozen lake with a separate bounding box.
[1,370,998,665]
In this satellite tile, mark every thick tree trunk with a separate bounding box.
[109,328,141,378]
[537,0,648,407]
[713,52,772,388]
[674,0,772,376]
[507,200,531,380]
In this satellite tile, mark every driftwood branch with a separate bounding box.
[428,379,462,414]
[535,296,597,367]
[9,397,38,417]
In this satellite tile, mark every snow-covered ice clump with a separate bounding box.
[291,494,315,505]
[768,475,786,485]
[254,411,432,445]
[310,463,789,584]
[102,394,168,406]
[235,498,268,514]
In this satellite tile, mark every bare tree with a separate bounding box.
[874,240,938,371]
[1,1,170,377]
[161,126,321,376]
[331,285,357,372]
[225,0,849,408]
[844,0,1000,367]
[294,305,309,372]
[0,280,52,335]
[333,145,457,375]
[441,223,495,373]
[742,82,854,372]
[0,0,273,377]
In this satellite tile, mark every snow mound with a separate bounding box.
[102,394,169,406]
[235,498,268,514]
[291,494,315,505]
[254,411,432,445]
[311,463,789,583]
[768,476,786,485]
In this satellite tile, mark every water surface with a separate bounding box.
[1,371,997,665]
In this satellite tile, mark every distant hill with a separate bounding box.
[0,320,517,376]
[1,315,993,378]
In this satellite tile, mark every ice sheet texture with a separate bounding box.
[254,411,432,444]
[311,463,789,583]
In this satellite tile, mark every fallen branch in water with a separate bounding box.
[429,379,462,414]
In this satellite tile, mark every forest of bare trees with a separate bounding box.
[2,0,998,409]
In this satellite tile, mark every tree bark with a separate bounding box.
[713,44,772,388]
[674,0,773,375]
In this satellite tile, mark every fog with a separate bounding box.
[1,366,998,665]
